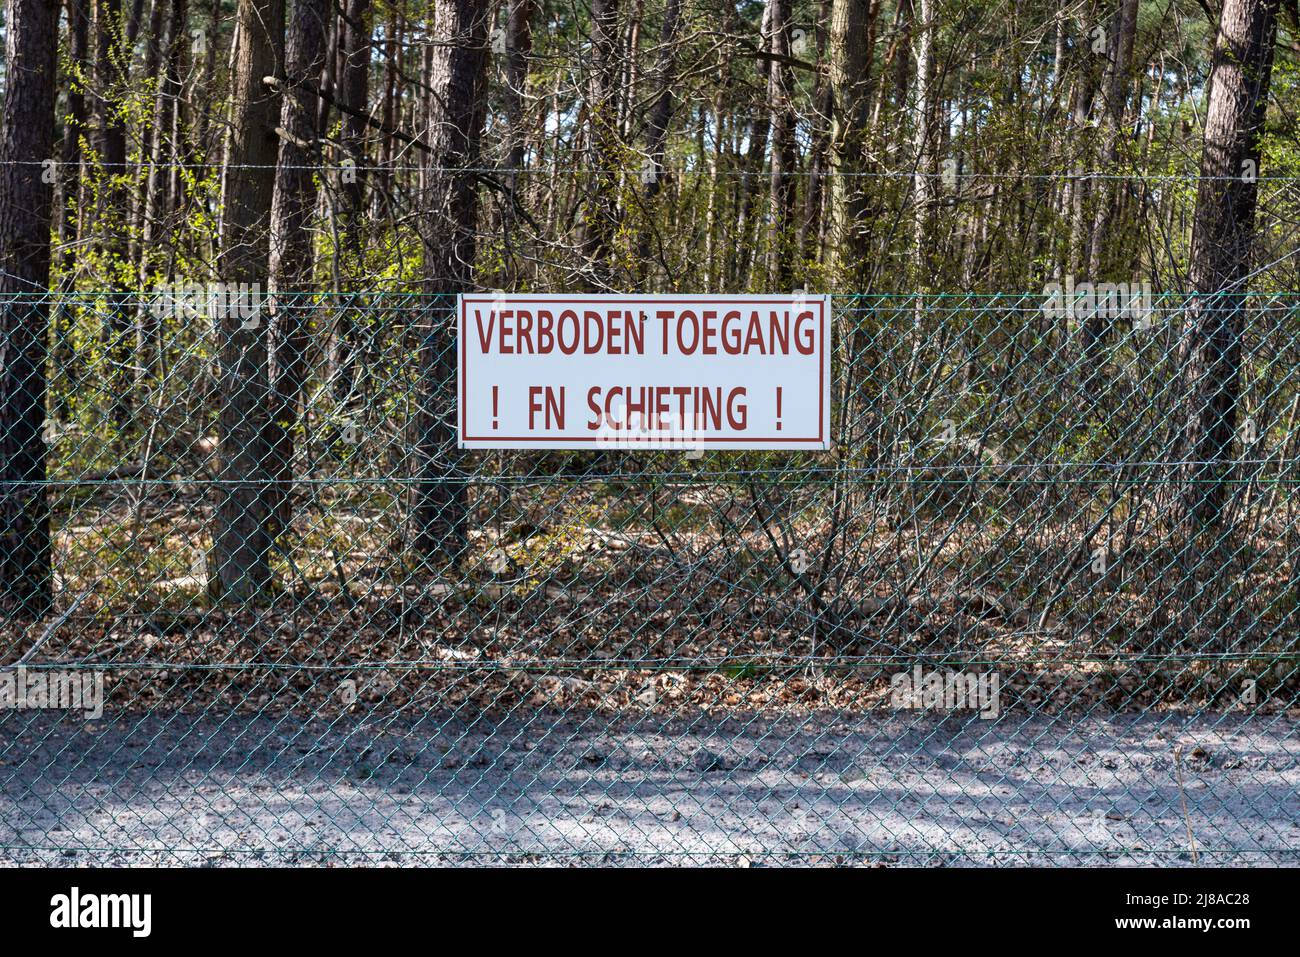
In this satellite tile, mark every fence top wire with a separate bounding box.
[11,158,1300,181]
[4,289,1299,299]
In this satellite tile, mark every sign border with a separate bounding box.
[457,293,831,449]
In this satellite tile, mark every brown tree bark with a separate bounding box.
[326,0,371,410]
[733,0,773,288]
[1179,0,1280,531]
[137,0,188,385]
[130,0,169,274]
[910,0,935,281]
[800,0,833,266]
[164,0,191,221]
[634,0,682,284]
[765,0,797,288]
[413,0,490,563]
[267,0,329,536]
[1082,0,1139,357]
[372,5,403,219]
[209,0,285,602]
[503,0,537,174]
[500,0,537,285]
[338,0,371,258]
[56,0,91,274]
[0,0,59,618]
[828,0,875,287]
[581,0,622,289]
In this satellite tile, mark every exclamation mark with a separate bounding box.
[775,387,783,431]
[492,386,500,429]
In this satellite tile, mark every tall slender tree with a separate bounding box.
[337,0,371,263]
[500,0,537,286]
[828,0,875,287]
[765,0,796,288]
[634,0,681,283]
[1082,0,1140,361]
[94,0,133,430]
[581,0,621,289]
[413,0,490,563]
[0,0,60,619]
[1179,0,1281,531]
[267,0,329,535]
[209,0,285,602]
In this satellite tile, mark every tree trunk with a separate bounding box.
[733,0,773,288]
[765,0,796,288]
[910,0,934,281]
[0,0,59,619]
[94,0,133,431]
[130,0,169,275]
[56,0,91,275]
[338,0,371,257]
[1179,0,1280,531]
[136,0,187,386]
[164,0,192,230]
[52,0,91,420]
[267,0,329,535]
[800,0,833,266]
[581,0,621,289]
[500,0,536,285]
[413,0,490,564]
[890,0,912,112]
[828,0,875,287]
[1082,0,1139,357]
[634,0,682,284]
[327,0,371,410]
[209,0,284,603]
[503,0,537,174]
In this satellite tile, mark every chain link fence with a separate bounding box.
[1,289,1298,864]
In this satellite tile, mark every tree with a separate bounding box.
[580,0,621,288]
[55,0,91,274]
[137,0,190,390]
[337,0,371,264]
[828,0,882,458]
[502,0,537,176]
[634,0,681,284]
[51,0,91,420]
[267,0,329,535]
[827,0,875,288]
[209,0,285,602]
[765,0,796,288]
[0,0,60,619]
[93,0,133,431]
[413,0,490,564]
[1081,0,1140,362]
[910,0,935,280]
[1179,0,1281,532]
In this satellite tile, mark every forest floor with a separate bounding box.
[2,707,1298,866]
[5,489,1298,865]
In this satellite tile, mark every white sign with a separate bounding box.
[457,294,831,449]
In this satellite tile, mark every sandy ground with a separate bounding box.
[1,706,1298,865]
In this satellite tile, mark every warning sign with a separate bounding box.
[457,294,831,449]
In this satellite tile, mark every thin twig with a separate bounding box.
[1173,745,1201,865]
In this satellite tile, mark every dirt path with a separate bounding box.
[2,708,1297,865]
